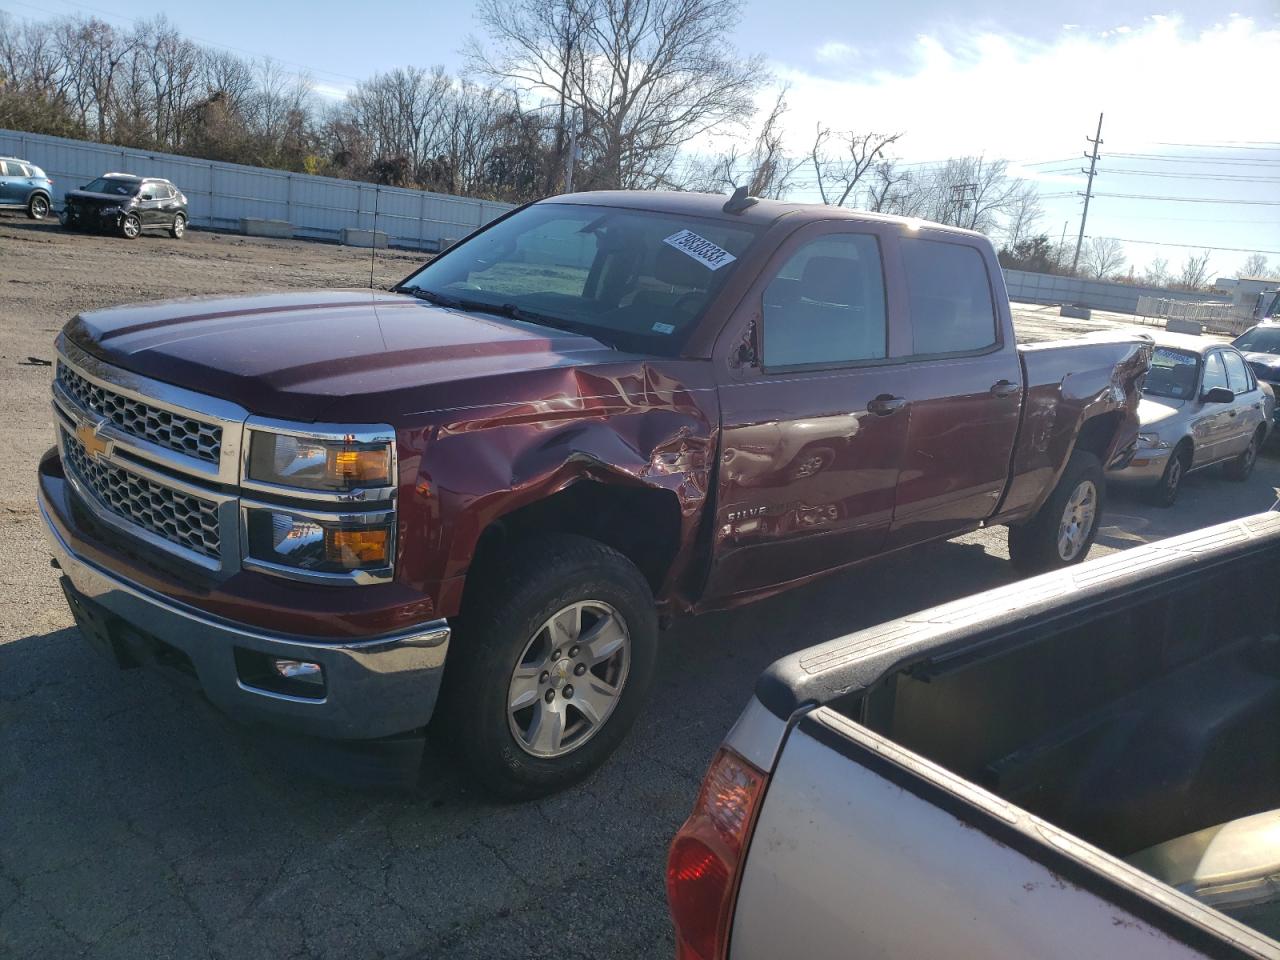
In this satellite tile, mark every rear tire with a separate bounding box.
[1148,442,1190,507]
[170,213,186,239]
[26,194,50,220]
[1224,428,1263,482]
[436,534,658,800]
[1008,450,1105,574]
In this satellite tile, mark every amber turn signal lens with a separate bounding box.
[324,528,389,565]
[328,447,391,486]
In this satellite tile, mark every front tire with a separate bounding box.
[26,194,50,220]
[1008,450,1105,574]
[1149,442,1190,507]
[120,214,141,239]
[437,534,658,799]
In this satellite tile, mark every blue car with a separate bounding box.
[0,156,54,220]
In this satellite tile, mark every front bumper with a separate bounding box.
[1109,446,1172,486]
[39,482,450,742]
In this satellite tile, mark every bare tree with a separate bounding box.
[1143,257,1171,286]
[1001,183,1044,250]
[1178,250,1213,291]
[471,0,765,191]
[1079,236,1127,279]
[685,87,799,198]
[864,160,913,213]
[1240,253,1272,279]
[809,125,902,207]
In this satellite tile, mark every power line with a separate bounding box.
[1106,152,1280,165]
[1093,193,1280,205]
[1153,142,1280,151]
[1097,169,1280,182]
[1087,236,1280,255]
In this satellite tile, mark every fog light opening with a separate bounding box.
[272,658,324,684]
[234,647,327,700]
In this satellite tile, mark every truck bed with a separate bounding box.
[731,513,1280,958]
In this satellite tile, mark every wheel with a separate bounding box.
[1224,428,1263,481]
[436,534,658,799]
[120,214,141,239]
[1149,442,1190,507]
[26,194,50,220]
[169,213,186,239]
[790,447,834,480]
[1008,450,1105,573]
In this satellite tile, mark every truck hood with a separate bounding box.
[63,290,628,422]
[1243,351,1280,378]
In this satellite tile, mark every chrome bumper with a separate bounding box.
[39,489,450,741]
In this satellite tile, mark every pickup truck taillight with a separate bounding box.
[666,748,768,960]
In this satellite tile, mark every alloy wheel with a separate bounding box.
[507,601,631,759]
[1057,479,1097,561]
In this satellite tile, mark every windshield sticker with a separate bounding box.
[663,230,737,270]
[652,322,676,334]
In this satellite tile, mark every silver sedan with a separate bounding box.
[1110,333,1273,505]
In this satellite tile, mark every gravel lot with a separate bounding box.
[2,217,1277,960]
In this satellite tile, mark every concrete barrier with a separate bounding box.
[1060,304,1091,320]
[239,218,294,239]
[341,228,388,248]
[1166,318,1204,335]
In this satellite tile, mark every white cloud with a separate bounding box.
[814,41,858,64]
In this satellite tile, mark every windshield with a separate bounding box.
[398,203,760,355]
[83,177,139,196]
[1234,325,1280,356]
[1144,346,1200,400]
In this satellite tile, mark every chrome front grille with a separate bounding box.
[57,361,222,463]
[61,428,221,559]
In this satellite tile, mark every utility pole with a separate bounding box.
[1058,220,1068,270]
[564,125,577,193]
[1071,112,1104,275]
[950,182,978,227]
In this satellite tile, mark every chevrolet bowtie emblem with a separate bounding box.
[76,418,114,460]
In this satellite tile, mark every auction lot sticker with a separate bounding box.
[663,230,737,270]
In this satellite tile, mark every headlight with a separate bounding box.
[1137,432,1169,449]
[243,505,394,577]
[247,431,392,491]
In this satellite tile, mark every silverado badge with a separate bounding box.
[76,418,114,461]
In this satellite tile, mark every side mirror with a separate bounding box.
[1202,386,1234,404]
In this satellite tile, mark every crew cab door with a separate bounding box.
[883,235,1023,548]
[704,222,911,601]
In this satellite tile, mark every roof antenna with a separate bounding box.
[722,185,758,214]
[368,186,379,289]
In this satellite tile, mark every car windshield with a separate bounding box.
[1144,346,1200,400]
[1233,326,1280,355]
[397,203,760,355]
[84,177,139,196]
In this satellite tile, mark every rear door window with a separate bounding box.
[901,238,998,355]
[761,233,888,368]
[1224,350,1253,394]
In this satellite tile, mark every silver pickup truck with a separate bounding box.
[667,513,1280,960]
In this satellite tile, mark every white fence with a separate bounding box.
[1135,296,1255,335]
[1003,268,1230,315]
[0,128,515,251]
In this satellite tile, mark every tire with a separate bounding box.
[1148,442,1190,507]
[26,194,50,220]
[1008,450,1105,574]
[120,214,141,239]
[1224,428,1263,482]
[436,534,658,799]
[170,213,186,239]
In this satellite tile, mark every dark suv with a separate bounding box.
[62,174,188,239]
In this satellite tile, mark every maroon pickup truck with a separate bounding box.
[37,190,1151,797]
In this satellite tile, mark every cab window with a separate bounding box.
[761,233,887,368]
[901,238,998,355]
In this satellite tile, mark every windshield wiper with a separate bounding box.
[400,287,619,350]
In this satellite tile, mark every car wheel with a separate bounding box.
[1008,450,1105,573]
[1224,428,1263,481]
[170,213,186,239]
[1149,443,1191,507]
[436,534,658,799]
[120,214,141,239]
[26,194,50,220]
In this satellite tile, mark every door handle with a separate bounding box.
[868,394,906,416]
[990,379,1020,398]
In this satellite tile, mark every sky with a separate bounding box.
[3,0,1278,279]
